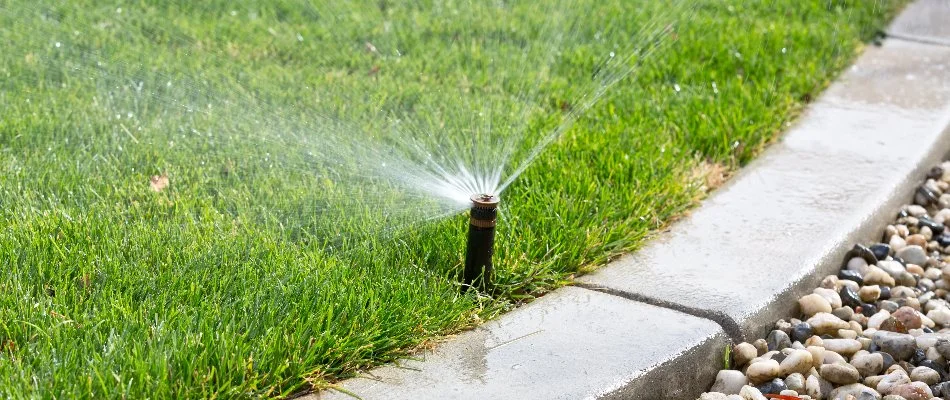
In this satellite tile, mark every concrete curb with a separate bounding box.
[312,4,950,399]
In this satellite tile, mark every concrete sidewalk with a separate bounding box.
[313,3,950,399]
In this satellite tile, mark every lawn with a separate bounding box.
[0,0,903,398]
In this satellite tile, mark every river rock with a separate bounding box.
[779,349,812,376]
[738,385,767,400]
[878,260,907,277]
[755,378,786,395]
[820,362,861,385]
[892,306,923,330]
[711,369,747,395]
[766,330,791,351]
[872,243,892,260]
[873,331,917,360]
[815,287,844,309]
[823,350,847,365]
[809,312,851,335]
[783,372,805,394]
[698,393,728,400]
[865,266,897,287]
[849,257,871,274]
[791,322,813,343]
[800,293,834,317]
[897,245,929,266]
[935,338,950,359]
[829,383,883,400]
[933,381,950,399]
[889,381,933,400]
[851,352,885,377]
[861,285,883,303]
[906,234,928,248]
[869,310,892,330]
[824,338,863,356]
[876,369,911,395]
[733,342,757,367]
[746,360,780,384]
[927,307,950,326]
[806,374,834,400]
[892,235,908,252]
[909,365,940,385]
[835,306,857,321]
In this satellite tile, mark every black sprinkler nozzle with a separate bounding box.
[464,194,499,293]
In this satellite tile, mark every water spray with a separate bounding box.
[464,193,500,292]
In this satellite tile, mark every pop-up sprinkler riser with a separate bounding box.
[464,193,499,292]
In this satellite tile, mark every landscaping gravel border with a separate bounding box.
[313,3,950,399]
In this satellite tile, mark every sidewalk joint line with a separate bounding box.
[885,31,950,48]
[573,283,745,344]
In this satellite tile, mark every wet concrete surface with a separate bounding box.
[312,287,727,400]
[888,0,950,47]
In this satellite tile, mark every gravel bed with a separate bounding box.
[698,161,950,400]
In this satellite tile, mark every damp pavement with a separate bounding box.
[312,2,950,399]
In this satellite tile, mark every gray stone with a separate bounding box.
[880,301,901,313]
[878,260,907,278]
[783,372,805,394]
[835,306,857,321]
[315,287,727,400]
[897,246,929,267]
[872,331,917,360]
[820,363,861,385]
[829,383,882,400]
[711,370,747,395]
[936,338,950,359]
[767,330,792,351]
[806,374,834,400]
[909,365,940,386]
[851,352,885,377]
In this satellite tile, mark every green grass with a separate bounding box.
[0,0,903,398]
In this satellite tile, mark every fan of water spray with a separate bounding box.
[0,0,692,274]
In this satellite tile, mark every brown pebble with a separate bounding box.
[907,234,928,247]
[892,306,923,330]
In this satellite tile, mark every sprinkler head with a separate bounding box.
[464,194,499,293]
